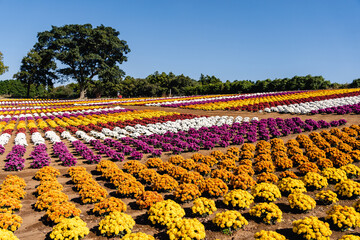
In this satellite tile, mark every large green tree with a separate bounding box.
[14,49,57,97]
[0,51,9,75]
[24,24,130,98]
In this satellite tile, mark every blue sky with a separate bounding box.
[0,0,359,84]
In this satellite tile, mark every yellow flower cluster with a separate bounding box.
[0,229,19,240]
[335,179,360,198]
[121,232,155,240]
[136,191,164,209]
[0,212,22,232]
[148,200,185,227]
[315,190,339,205]
[173,183,201,202]
[167,218,206,240]
[254,230,287,240]
[200,178,228,197]
[98,211,135,237]
[34,166,60,180]
[340,164,360,179]
[191,197,217,217]
[93,197,127,216]
[229,174,256,190]
[322,167,348,184]
[288,193,316,213]
[292,216,331,240]
[223,189,254,209]
[250,202,282,225]
[277,177,306,196]
[152,174,178,192]
[46,202,81,224]
[49,216,89,240]
[325,205,360,231]
[251,183,281,202]
[302,172,328,190]
[212,210,248,235]
[339,235,360,240]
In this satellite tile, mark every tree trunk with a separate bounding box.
[79,89,87,99]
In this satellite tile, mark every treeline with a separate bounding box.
[0,73,360,99]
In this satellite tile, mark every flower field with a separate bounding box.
[0,95,360,240]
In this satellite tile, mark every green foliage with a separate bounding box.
[0,51,9,75]
[17,24,130,98]
[350,79,360,88]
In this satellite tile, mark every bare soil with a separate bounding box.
[1,106,360,240]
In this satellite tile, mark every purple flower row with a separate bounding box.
[53,142,77,166]
[72,140,102,164]
[30,144,51,169]
[4,145,26,171]
[0,145,5,155]
[89,139,124,161]
[310,103,360,115]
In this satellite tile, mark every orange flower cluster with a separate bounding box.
[93,197,127,216]
[180,171,204,186]
[146,158,163,168]
[136,191,164,209]
[179,158,196,170]
[241,143,256,152]
[168,155,184,165]
[116,179,144,198]
[68,166,108,204]
[34,166,60,180]
[123,160,147,177]
[257,172,279,183]
[0,175,26,214]
[0,212,22,232]
[151,174,178,192]
[167,166,188,180]
[173,183,201,202]
[211,169,234,183]
[46,201,81,223]
[229,174,256,190]
[200,178,228,197]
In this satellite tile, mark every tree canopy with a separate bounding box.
[0,51,9,75]
[15,24,130,98]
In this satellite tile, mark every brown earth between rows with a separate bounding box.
[1,106,360,240]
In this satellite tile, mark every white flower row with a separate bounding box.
[75,131,96,143]
[61,131,78,142]
[31,132,45,145]
[0,133,11,146]
[14,133,27,146]
[111,115,258,138]
[266,95,360,114]
[44,131,62,144]
[145,92,278,107]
